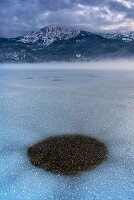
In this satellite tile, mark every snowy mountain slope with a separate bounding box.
[18,26,80,46]
[98,32,134,42]
[1,26,134,63]
[39,31,128,61]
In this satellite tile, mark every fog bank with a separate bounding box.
[1,60,134,70]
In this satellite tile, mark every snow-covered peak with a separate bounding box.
[98,32,134,42]
[19,26,80,46]
[18,26,134,46]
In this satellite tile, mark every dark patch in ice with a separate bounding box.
[53,79,61,81]
[25,77,33,79]
[27,134,107,176]
[52,77,61,81]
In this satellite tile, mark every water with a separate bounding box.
[0,63,134,200]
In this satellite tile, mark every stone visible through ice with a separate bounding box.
[27,134,107,176]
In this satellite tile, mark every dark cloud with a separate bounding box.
[0,0,134,37]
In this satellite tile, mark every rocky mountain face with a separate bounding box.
[18,26,80,46]
[0,26,134,63]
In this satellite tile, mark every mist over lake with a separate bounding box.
[2,60,134,70]
[0,61,134,200]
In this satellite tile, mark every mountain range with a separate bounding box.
[0,26,134,63]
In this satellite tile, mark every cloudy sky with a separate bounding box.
[0,0,134,37]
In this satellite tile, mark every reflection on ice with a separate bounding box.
[0,62,134,199]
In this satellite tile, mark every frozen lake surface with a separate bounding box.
[0,63,134,200]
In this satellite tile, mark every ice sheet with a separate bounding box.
[0,64,134,199]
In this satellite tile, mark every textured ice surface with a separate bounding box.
[0,64,134,200]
